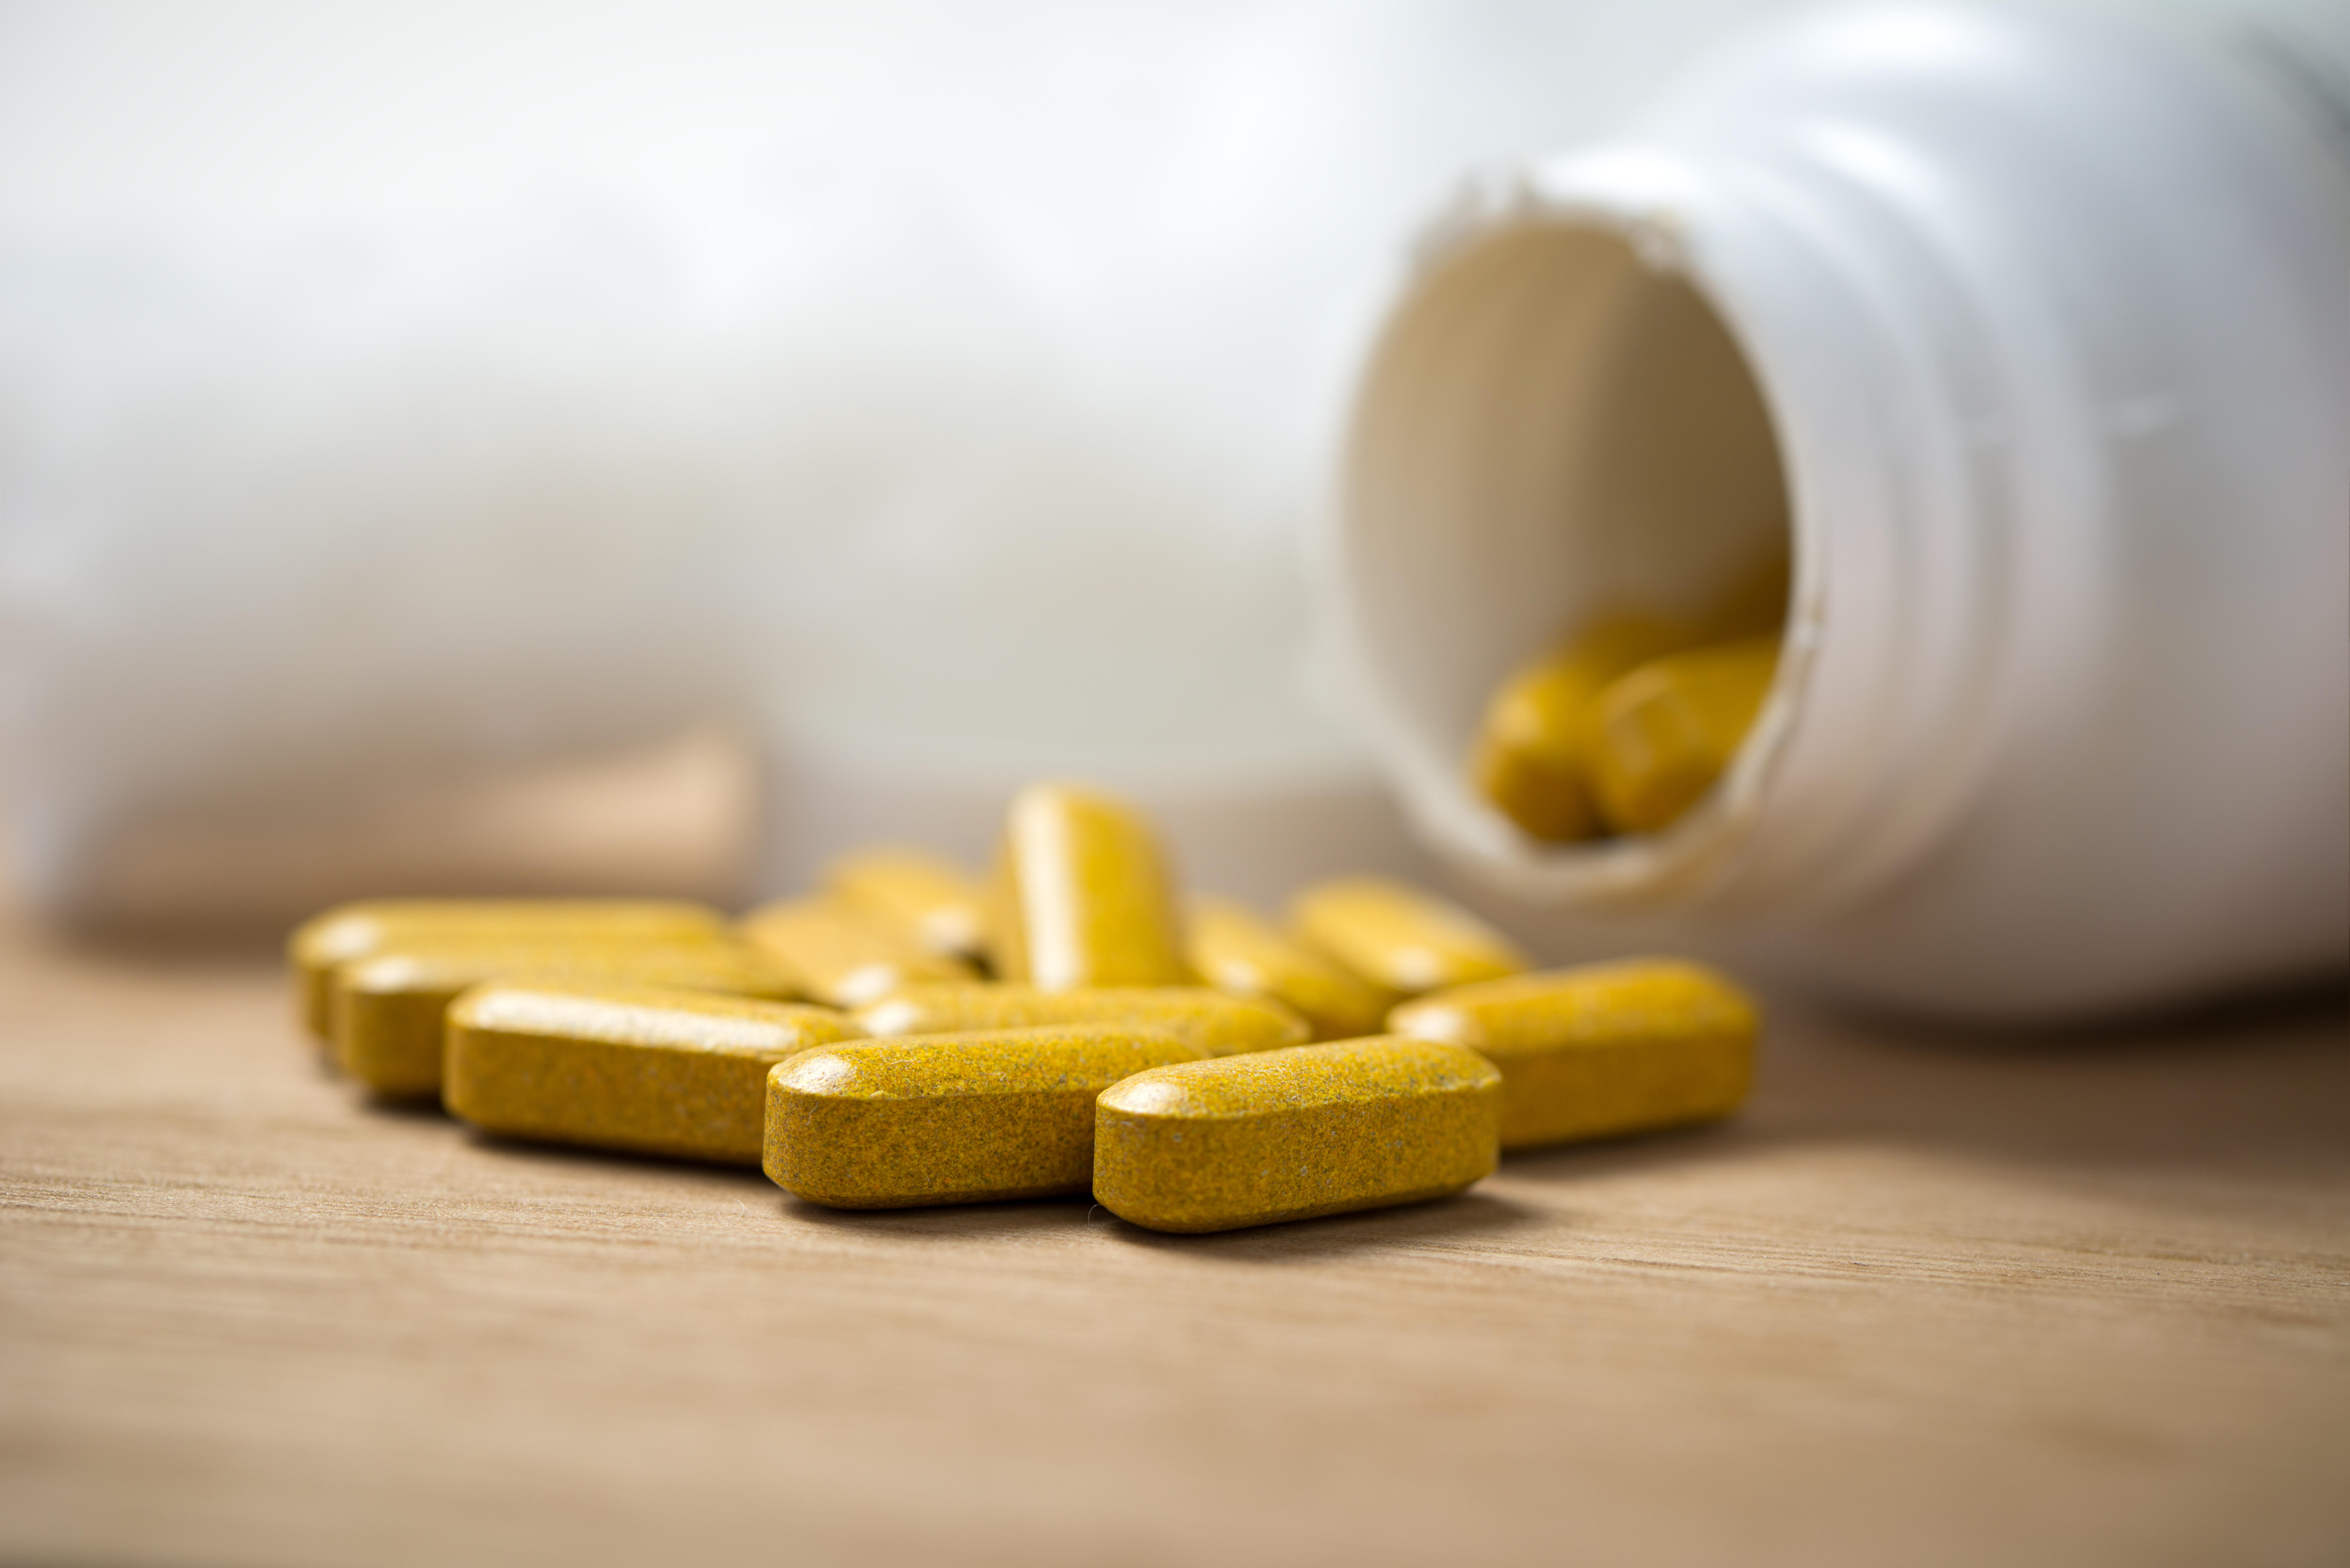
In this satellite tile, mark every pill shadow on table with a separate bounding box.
[359,1090,457,1121]
[1093,1189,1543,1263]
[1812,975,2350,1058]
[456,1127,781,1190]
[779,1193,1103,1241]
[1708,986,2350,1178]
[1491,1118,1760,1186]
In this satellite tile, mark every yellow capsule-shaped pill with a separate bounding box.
[1387,959,1758,1150]
[1093,1036,1501,1234]
[445,983,864,1165]
[1589,636,1780,834]
[332,939,797,1100]
[823,846,991,961]
[740,897,977,1008]
[1289,877,1528,996]
[1185,896,1398,1040]
[287,899,727,1043]
[1468,614,1695,843]
[991,783,1189,991]
[851,982,1307,1056]
[764,1025,1206,1209]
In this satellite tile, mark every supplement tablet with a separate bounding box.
[1387,959,1757,1149]
[823,847,992,961]
[332,939,798,1099]
[1469,614,1692,842]
[765,1025,1205,1209]
[1589,636,1779,834]
[287,898,726,1043]
[852,983,1307,1056]
[991,783,1190,991]
[446,983,864,1165]
[1093,1036,1501,1233]
[740,896,976,1007]
[1185,896,1396,1041]
[1289,877,1528,996]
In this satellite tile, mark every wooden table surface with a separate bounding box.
[3,907,2345,1568]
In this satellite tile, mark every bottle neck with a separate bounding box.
[1338,1,2350,932]
[1335,162,2012,919]
[1335,6,2246,919]
[1592,147,2040,919]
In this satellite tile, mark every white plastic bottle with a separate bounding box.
[1332,2,2350,1020]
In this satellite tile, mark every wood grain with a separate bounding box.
[2,909,2344,1567]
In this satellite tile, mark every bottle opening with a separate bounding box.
[1340,219,1793,900]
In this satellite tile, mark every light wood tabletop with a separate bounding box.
[3,905,2345,1568]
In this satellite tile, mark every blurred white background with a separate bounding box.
[3,0,1850,929]
[7,0,2313,931]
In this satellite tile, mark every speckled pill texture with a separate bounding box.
[823,847,991,960]
[740,897,976,1007]
[1289,878,1529,996]
[991,783,1190,990]
[1093,1036,1500,1233]
[1185,896,1398,1040]
[1387,959,1758,1149]
[332,940,799,1100]
[445,983,865,1164]
[288,899,725,1042]
[764,1025,1206,1209]
[852,983,1307,1056]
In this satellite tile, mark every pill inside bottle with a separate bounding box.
[1588,636,1780,834]
[1469,614,1695,843]
[1346,221,1794,865]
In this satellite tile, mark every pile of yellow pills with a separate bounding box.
[288,780,1761,1233]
